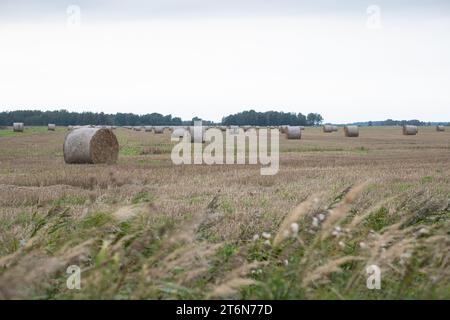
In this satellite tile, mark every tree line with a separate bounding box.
[222,110,323,126]
[0,110,184,126]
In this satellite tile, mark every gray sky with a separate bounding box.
[0,1,449,122]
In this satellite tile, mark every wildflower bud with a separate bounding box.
[312,217,319,228]
[290,223,299,235]
[262,232,271,239]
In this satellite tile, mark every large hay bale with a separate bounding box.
[63,128,119,164]
[144,126,153,132]
[403,125,418,136]
[154,126,164,134]
[172,127,186,138]
[189,126,205,143]
[286,126,302,139]
[13,122,24,132]
[48,124,56,131]
[344,125,359,137]
[436,125,445,132]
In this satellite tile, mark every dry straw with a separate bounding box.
[344,125,359,137]
[286,126,302,139]
[63,127,119,164]
[13,123,24,132]
[323,124,336,133]
[153,126,164,134]
[403,125,418,135]
[171,127,186,139]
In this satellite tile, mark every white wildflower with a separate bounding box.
[290,223,299,235]
[262,232,271,239]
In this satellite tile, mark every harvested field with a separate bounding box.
[0,126,449,299]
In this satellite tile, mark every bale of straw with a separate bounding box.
[189,126,205,143]
[172,127,186,138]
[13,123,24,132]
[63,128,119,164]
[332,125,338,132]
[286,126,302,139]
[154,126,164,134]
[48,124,56,131]
[323,125,333,133]
[344,125,359,137]
[67,125,73,131]
[403,125,418,135]
[280,125,289,134]
[436,125,445,132]
[132,126,142,131]
[144,126,153,132]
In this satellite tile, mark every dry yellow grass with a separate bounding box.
[0,126,449,299]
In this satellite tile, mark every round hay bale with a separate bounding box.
[286,126,302,139]
[144,126,153,132]
[403,125,418,136]
[48,124,56,131]
[154,126,164,134]
[280,125,289,134]
[344,125,359,137]
[189,126,205,143]
[13,122,24,132]
[67,125,73,131]
[63,128,119,164]
[323,125,333,133]
[436,125,445,132]
[172,127,186,138]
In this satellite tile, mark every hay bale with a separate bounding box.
[13,123,24,132]
[172,127,186,138]
[63,128,119,164]
[48,124,56,131]
[189,126,205,143]
[403,125,418,136]
[144,126,153,132]
[323,125,333,133]
[436,125,445,132]
[344,125,359,137]
[286,126,302,139]
[154,126,164,134]
[132,126,141,131]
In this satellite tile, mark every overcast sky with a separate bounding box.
[0,1,449,123]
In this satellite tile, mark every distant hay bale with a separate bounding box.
[144,126,153,132]
[13,122,24,132]
[300,126,305,131]
[286,126,302,139]
[133,126,142,131]
[344,125,359,137]
[48,124,56,131]
[323,125,333,133]
[154,126,164,134]
[67,125,73,131]
[436,125,445,132]
[189,126,205,143]
[403,125,418,136]
[63,128,119,164]
[332,125,338,132]
[172,127,186,138]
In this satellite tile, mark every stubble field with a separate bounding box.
[0,126,449,299]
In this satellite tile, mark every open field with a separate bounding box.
[0,126,449,299]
